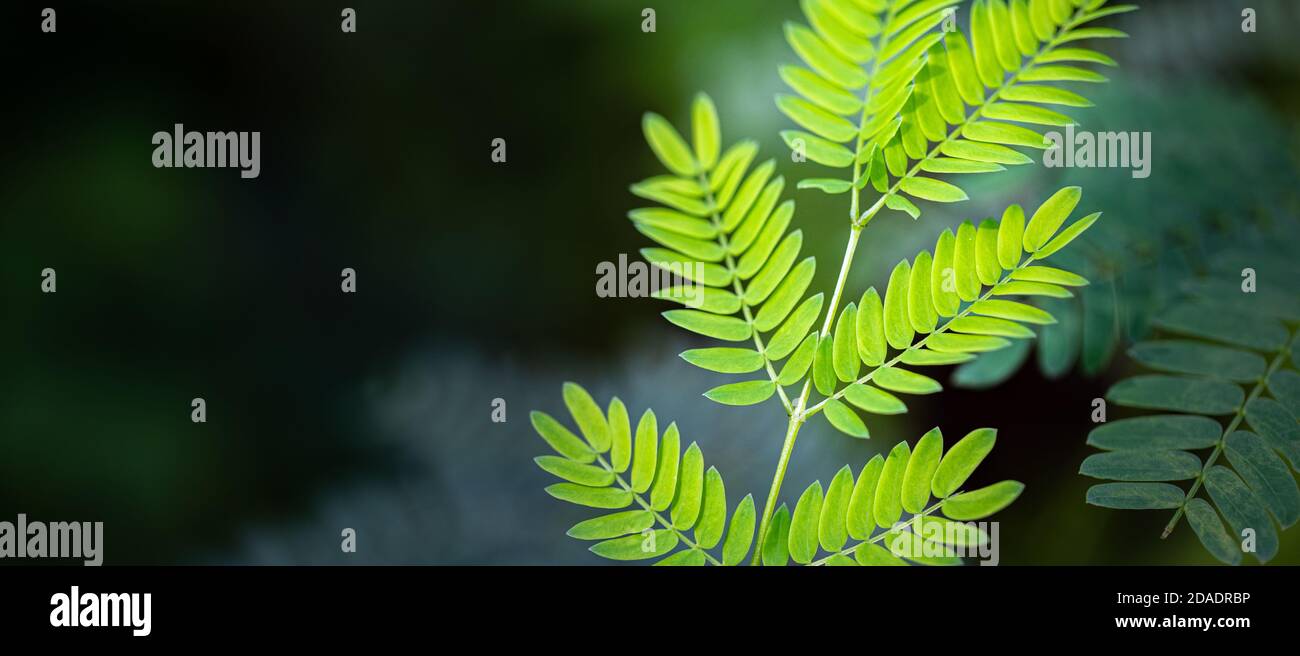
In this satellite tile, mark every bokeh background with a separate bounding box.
[2,0,1298,564]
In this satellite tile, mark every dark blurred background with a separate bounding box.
[2,0,1298,565]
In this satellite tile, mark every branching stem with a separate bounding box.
[751,2,1091,565]
[802,255,1043,419]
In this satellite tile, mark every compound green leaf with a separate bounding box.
[874,442,912,528]
[953,221,980,301]
[1086,415,1223,451]
[847,455,885,539]
[534,456,615,487]
[992,280,1072,298]
[1223,431,1300,528]
[884,260,915,349]
[566,510,656,541]
[902,427,943,513]
[662,309,751,342]
[754,257,817,332]
[970,299,1055,324]
[649,423,681,511]
[547,483,634,509]
[590,529,679,561]
[767,293,824,360]
[691,93,721,170]
[1153,303,1288,352]
[1203,466,1278,563]
[1078,450,1202,481]
[819,465,855,552]
[931,229,961,317]
[671,443,705,529]
[562,382,611,452]
[843,384,908,415]
[834,304,861,382]
[941,480,1024,520]
[909,251,939,333]
[745,231,804,306]
[932,428,996,498]
[704,380,777,406]
[531,411,596,463]
[900,177,969,203]
[1268,370,1300,418]
[607,398,632,472]
[762,504,792,566]
[1035,211,1100,259]
[1184,498,1242,566]
[948,316,1035,338]
[680,347,765,374]
[824,399,870,438]
[695,466,728,548]
[873,367,942,394]
[1023,186,1081,252]
[1107,375,1244,415]
[798,178,853,194]
[655,549,706,566]
[1085,482,1186,509]
[642,113,697,177]
[1128,340,1266,382]
[1010,265,1088,287]
[813,334,837,395]
[974,219,1002,286]
[631,410,658,493]
[857,287,887,366]
[927,333,1011,353]
[722,494,757,565]
[778,333,818,386]
[855,542,907,566]
[789,481,824,565]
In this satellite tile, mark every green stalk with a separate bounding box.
[749,0,903,563]
[750,2,1094,563]
[751,224,862,564]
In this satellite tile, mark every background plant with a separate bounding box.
[1080,225,1300,565]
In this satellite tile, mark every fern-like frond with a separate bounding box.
[794,186,1098,438]
[780,0,1133,222]
[763,426,1023,565]
[1081,249,1300,565]
[531,383,758,565]
[631,94,827,412]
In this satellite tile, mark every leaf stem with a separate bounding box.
[801,253,1042,419]
[749,225,863,564]
[696,173,794,414]
[1159,331,1298,539]
[750,0,899,563]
